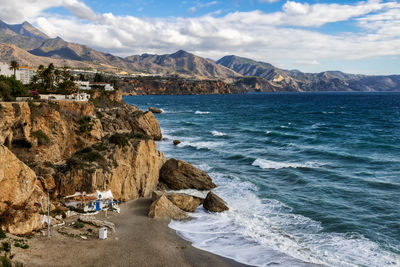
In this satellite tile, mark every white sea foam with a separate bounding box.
[169,173,400,267]
[211,130,226,137]
[252,158,322,170]
[179,140,223,150]
[195,111,210,114]
[195,163,213,172]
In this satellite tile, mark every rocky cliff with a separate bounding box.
[55,137,166,201]
[0,93,166,234]
[218,55,400,92]
[0,144,46,235]
[120,77,244,95]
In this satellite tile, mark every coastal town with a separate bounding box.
[0,61,117,102]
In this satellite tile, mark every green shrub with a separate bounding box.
[130,132,150,140]
[78,116,94,133]
[0,241,11,257]
[0,229,5,240]
[43,161,55,168]
[109,133,128,147]
[92,142,106,151]
[0,75,28,99]
[66,146,109,172]
[74,221,84,229]
[31,130,50,146]
[12,104,21,117]
[0,256,12,267]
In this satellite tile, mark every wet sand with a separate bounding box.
[14,198,247,267]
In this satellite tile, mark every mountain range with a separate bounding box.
[0,19,399,92]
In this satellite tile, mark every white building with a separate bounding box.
[64,190,120,213]
[75,80,91,90]
[40,92,90,101]
[90,82,114,91]
[18,66,35,84]
[0,62,36,84]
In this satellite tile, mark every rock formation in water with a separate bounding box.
[159,158,217,190]
[203,191,229,212]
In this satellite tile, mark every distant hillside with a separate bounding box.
[0,19,399,92]
[125,50,241,80]
[0,20,48,50]
[217,55,400,92]
[0,20,238,80]
[0,42,105,71]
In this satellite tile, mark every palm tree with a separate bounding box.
[9,60,19,78]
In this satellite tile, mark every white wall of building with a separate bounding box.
[0,62,20,80]
[0,62,35,84]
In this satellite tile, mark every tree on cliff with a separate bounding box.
[9,60,19,79]
[31,64,76,94]
[0,75,28,100]
[57,66,77,94]
[94,73,105,82]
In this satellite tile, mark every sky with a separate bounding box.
[0,0,399,75]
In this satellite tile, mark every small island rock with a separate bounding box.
[203,191,229,212]
[173,140,181,146]
[149,107,163,114]
[148,195,188,220]
[160,158,217,190]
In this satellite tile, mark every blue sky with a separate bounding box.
[0,0,399,75]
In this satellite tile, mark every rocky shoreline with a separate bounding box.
[0,91,232,266]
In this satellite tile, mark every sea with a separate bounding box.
[124,92,400,267]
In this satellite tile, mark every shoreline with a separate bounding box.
[14,198,249,267]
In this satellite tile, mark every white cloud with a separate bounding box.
[295,59,320,66]
[0,0,399,73]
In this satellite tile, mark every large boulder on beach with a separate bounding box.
[203,191,229,212]
[149,107,163,114]
[148,195,188,220]
[152,191,204,212]
[159,158,217,190]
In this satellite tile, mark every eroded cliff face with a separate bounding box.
[0,145,47,235]
[0,101,100,164]
[55,138,166,200]
[121,78,244,95]
[0,95,165,234]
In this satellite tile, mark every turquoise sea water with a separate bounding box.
[125,93,400,267]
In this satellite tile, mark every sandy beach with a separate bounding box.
[13,198,246,267]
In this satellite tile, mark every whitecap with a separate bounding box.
[195,111,210,114]
[179,140,223,150]
[252,158,322,169]
[211,130,226,137]
[195,163,213,172]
